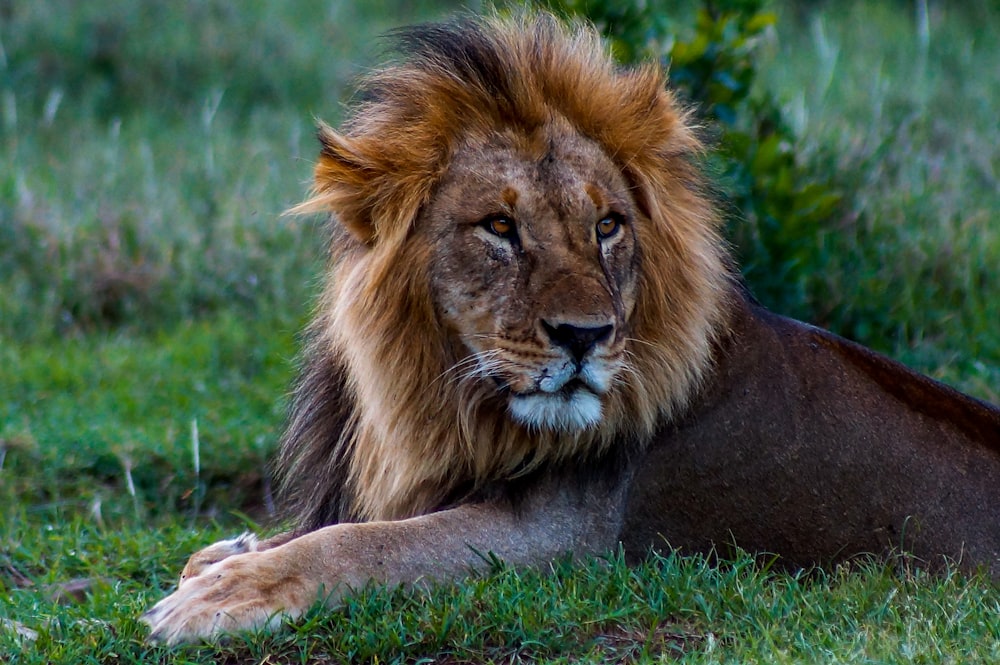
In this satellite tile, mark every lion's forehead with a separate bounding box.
[436,129,632,231]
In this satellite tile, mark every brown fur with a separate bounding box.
[142,13,1000,645]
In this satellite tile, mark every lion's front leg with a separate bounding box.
[143,473,629,645]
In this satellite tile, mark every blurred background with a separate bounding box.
[0,0,998,573]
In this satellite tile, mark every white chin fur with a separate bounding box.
[508,390,602,431]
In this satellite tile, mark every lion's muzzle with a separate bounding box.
[541,320,614,363]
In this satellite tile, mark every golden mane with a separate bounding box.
[278,12,732,526]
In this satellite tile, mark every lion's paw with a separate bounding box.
[179,532,259,586]
[143,551,302,645]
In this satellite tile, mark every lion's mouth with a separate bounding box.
[504,379,603,431]
[496,375,595,398]
[553,378,596,396]
[485,357,614,431]
[544,377,591,398]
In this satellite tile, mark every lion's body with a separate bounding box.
[625,292,1000,568]
[143,13,1000,645]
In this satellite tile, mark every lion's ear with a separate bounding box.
[291,122,378,243]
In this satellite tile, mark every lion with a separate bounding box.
[142,13,1000,644]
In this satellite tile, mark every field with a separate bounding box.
[2,1,998,662]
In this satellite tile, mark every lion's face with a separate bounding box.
[420,126,640,431]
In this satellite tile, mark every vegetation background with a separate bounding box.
[1,0,998,662]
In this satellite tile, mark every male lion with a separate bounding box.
[143,13,1000,644]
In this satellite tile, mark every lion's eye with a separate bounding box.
[596,215,621,240]
[483,216,517,240]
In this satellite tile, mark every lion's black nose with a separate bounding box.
[542,321,614,363]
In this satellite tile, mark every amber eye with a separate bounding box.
[596,215,621,239]
[484,216,517,239]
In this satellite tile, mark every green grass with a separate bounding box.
[4,546,1000,663]
[0,0,466,338]
[1,314,293,521]
[2,0,999,662]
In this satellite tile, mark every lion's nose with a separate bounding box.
[541,320,614,363]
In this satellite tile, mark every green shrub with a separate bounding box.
[755,1,999,382]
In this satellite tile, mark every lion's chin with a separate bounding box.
[507,389,602,432]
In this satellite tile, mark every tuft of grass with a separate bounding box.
[0,109,324,338]
[0,313,296,524]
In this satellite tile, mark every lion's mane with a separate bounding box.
[277,13,732,529]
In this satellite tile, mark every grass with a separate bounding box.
[0,0,467,338]
[1,314,293,521]
[1,0,999,662]
[4,546,1000,662]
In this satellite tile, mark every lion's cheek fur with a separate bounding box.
[323,239,549,521]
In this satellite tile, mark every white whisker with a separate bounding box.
[612,364,642,389]
[623,336,669,352]
[432,349,505,389]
